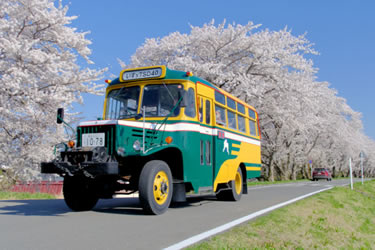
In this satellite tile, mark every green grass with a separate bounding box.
[248,177,351,186]
[0,191,57,200]
[189,180,375,249]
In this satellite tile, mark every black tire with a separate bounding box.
[63,176,98,211]
[139,160,173,215]
[216,166,243,201]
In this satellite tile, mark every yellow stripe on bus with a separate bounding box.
[246,167,261,171]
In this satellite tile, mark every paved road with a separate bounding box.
[0,179,365,250]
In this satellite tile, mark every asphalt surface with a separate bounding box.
[0,178,366,250]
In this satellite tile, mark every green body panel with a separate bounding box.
[115,121,215,192]
[77,119,261,193]
[179,130,214,190]
[245,163,262,178]
[246,170,261,179]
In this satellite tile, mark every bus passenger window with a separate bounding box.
[199,98,203,122]
[215,105,226,126]
[185,88,196,118]
[200,140,204,165]
[238,103,245,114]
[249,119,257,136]
[249,109,256,119]
[215,91,225,105]
[205,100,211,124]
[227,98,236,110]
[228,110,237,130]
[205,141,211,165]
[238,115,246,133]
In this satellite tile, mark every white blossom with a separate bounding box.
[126,20,374,180]
[0,0,106,181]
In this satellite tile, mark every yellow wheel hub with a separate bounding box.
[153,171,169,205]
[234,171,242,195]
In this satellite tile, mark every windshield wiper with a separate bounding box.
[162,82,176,103]
[118,113,140,119]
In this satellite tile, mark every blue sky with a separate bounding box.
[64,0,375,140]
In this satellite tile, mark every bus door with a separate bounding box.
[213,102,230,191]
[197,95,214,190]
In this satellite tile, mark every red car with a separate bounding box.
[312,168,332,181]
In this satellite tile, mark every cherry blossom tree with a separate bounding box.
[125,20,374,180]
[0,0,105,183]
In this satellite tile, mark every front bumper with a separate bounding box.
[41,161,119,176]
[313,175,330,179]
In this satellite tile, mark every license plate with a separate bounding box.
[82,133,105,147]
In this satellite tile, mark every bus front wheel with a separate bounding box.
[63,176,98,211]
[216,166,243,201]
[139,160,173,215]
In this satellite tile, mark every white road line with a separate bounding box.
[164,186,333,250]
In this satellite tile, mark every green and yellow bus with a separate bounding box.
[41,65,261,215]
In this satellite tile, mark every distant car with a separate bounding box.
[312,168,332,181]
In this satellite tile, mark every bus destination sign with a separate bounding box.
[121,67,163,81]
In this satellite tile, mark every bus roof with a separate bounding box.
[107,65,255,111]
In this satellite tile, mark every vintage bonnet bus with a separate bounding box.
[41,65,261,215]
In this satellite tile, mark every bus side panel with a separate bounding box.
[246,167,262,179]
[179,129,214,193]
[213,137,261,191]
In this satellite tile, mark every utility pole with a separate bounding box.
[349,157,353,190]
[360,151,364,185]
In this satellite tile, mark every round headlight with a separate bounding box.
[133,140,141,151]
[117,147,125,156]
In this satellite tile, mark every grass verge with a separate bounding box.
[189,180,375,249]
[247,178,351,186]
[0,191,57,200]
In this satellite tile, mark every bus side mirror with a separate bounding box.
[135,113,143,120]
[57,108,64,124]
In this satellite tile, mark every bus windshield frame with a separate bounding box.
[105,83,184,120]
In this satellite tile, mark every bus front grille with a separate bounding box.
[77,125,116,155]
[131,129,158,139]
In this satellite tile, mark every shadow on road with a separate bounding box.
[0,195,219,217]
[94,195,218,215]
[0,199,70,216]
[170,195,217,209]
[93,198,145,216]
[0,198,144,216]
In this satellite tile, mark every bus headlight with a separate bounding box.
[133,140,141,151]
[117,147,125,156]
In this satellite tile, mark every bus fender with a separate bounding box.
[240,163,248,194]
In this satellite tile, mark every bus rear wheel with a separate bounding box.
[139,160,173,215]
[216,166,243,201]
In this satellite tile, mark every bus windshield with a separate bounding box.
[105,83,183,120]
[141,84,182,117]
[106,86,140,120]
